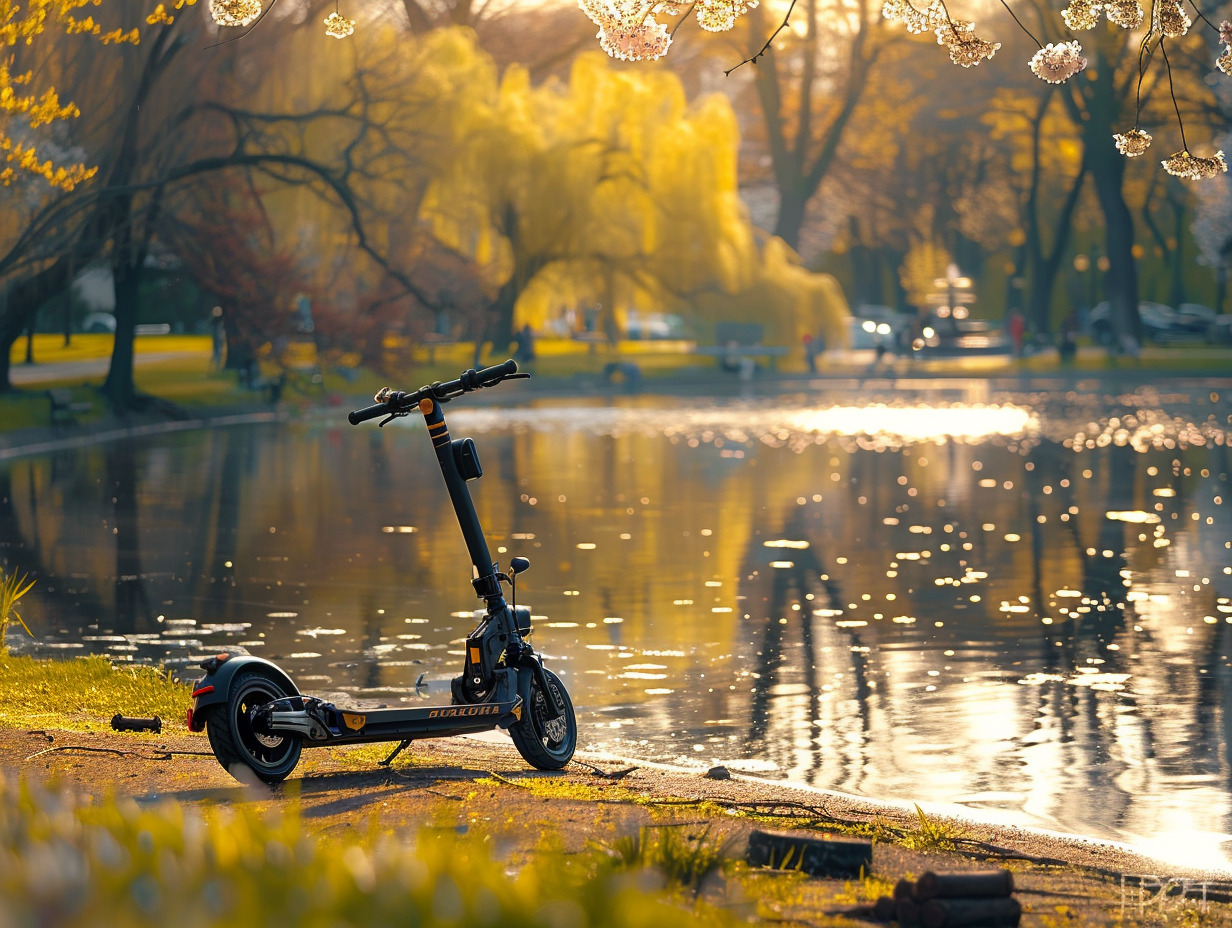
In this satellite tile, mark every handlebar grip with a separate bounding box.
[474,359,518,385]
[348,403,391,425]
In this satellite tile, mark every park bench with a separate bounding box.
[47,388,93,426]
[695,322,789,375]
[420,332,458,362]
[572,330,606,355]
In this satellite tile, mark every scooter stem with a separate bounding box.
[419,395,504,608]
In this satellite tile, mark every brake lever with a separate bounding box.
[378,410,410,427]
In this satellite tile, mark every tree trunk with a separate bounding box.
[1169,194,1185,308]
[1089,150,1139,347]
[0,260,74,393]
[774,184,807,253]
[1026,168,1085,335]
[846,217,883,307]
[749,0,876,257]
[485,276,519,364]
[0,308,18,395]
[103,260,141,409]
[1070,37,1139,349]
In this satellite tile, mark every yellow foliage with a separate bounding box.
[0,134,96,189]
[145,3,175,23]
[417,41,845,341]
[899,237,952,307]
[0,0,185,189]
[695,237,851,346]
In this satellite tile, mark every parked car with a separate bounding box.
[1089,301,1176,345]
[1175,304,1221,341]
[625,311,687,340]
[1207,312,1232,344]
[1091,300,1232,345]
[849,305,917,352]
[81,311,116,333]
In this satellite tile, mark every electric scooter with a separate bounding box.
[187,360,577,784]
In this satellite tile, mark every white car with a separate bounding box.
[81,311,116,333]
[1089,301,1175,345]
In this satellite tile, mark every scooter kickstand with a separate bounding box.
[379,739,413,767]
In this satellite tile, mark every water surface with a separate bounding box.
[3,377,1231,868]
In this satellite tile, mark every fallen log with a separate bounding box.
[915,869,1015,900]
[744,828,873,878]
[920,895,1022,928]
[872,895,897,922]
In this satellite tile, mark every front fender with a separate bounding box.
[186,655,299,731]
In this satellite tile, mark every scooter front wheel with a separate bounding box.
[205,671,302,784]
[510,667,576,770]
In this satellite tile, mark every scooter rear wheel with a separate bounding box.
[205,671,302,784]
[510,667,576,770]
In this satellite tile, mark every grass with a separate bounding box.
[596,824,736,896]
[479,769,970,864]
[9,333,209,364]
[899,803,965,852]
[0,773,743,928]
[0,651,192,731]
[0,567,34,647]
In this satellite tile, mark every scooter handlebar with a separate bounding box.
[348,359,523,425]
[469,358,519,387]
[348,402,393,425]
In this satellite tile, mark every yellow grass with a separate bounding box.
[8,333,211,364]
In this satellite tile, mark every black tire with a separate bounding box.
[205,671,302,784]
[510,667,576,770]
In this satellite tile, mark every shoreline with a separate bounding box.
[5,361,1232,462]
[567,740,1232,882]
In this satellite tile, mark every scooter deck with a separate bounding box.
[263,696,525,746]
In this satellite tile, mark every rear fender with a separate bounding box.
[186,655,299,731]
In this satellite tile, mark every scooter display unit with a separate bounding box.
[187,360,577,783]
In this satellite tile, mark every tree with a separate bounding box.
[0,12,482,401]
[0,0,142,190]
[423,51,777,351]
[982,82,1088,333]
[735,0,889,253]
[1193,133,1232,312]
[0,0,211,401]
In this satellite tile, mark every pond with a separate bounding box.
[3,375,1231,869]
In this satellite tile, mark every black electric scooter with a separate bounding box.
[188,360,577,784]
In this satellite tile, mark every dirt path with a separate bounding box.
[5,723,1232,926]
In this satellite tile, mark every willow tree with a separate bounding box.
[421,48,843,351]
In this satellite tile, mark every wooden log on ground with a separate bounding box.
[744,829,873,878]
[894,877,917,902]
[896,897,923,927]
[915,869,1015,900]
[919,896,1022,928]
[872,895,897,922]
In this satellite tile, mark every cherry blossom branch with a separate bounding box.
[725,0,800,75]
